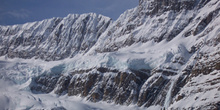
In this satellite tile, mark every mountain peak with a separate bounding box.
[0,0,220,109]
[138,0,211,15]
[0,13,112,61]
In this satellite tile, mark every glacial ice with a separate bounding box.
[0,0,219,109]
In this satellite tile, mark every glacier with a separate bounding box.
[0,0,220,109]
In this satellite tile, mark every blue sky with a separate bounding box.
[0,0,138,25]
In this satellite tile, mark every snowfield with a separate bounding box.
[0,78,161,110]
[0,0,220,109]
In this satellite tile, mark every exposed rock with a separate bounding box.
[139,0,197,15]
[0,13,112,61]
[137,74,169,107]
[0,0,220,109]
[31,74,60,93]
[54,75,71,95]
[51,106,67,110]
[191,52,220,77]
[67,68,148,105]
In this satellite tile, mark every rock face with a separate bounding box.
[0,0,220,109]
[139,0,197,15]
[67,68,148,105]
[93,0,207,52]
[0,13,112,61]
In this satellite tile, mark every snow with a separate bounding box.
[0,0,219,109]
[164,79,174,108]
[0,78,159,110]
[169,70,220,109]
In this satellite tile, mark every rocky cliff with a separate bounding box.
[0,0,220,109]
[0,13,112,61]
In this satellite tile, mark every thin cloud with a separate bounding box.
[6,9,31,19]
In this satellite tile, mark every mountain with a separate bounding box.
[0,13,112,61]
[0,0,220,109]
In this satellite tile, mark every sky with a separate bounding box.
[0,0,138,25]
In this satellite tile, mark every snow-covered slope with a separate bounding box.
[0,13,112,61]
[0,0,220,110]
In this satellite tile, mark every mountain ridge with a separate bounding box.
[0,13,112,61]
[0,0,220,109]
